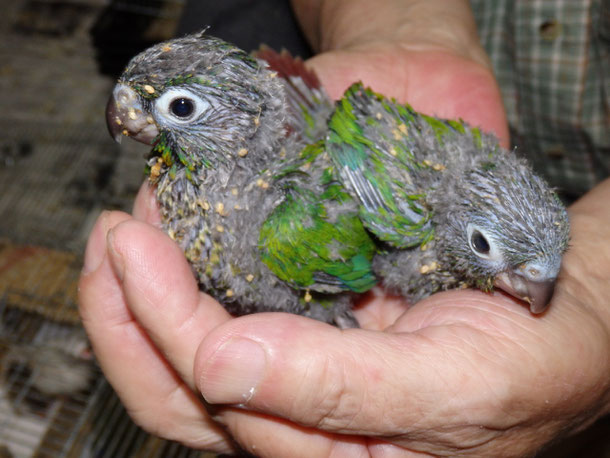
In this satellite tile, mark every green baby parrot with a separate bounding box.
[326,84,570,313]
[105,32,377,328]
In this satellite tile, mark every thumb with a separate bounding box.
[193,306,512,439]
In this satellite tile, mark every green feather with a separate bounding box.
[259,158,377,294]
[327,83,434,248]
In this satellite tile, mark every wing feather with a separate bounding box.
[327,83,434,248]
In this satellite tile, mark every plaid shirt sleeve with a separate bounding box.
[470,0,609,200]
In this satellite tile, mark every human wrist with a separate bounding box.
[292,0,491,70]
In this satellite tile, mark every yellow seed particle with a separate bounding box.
[234,204,242,210]
[398,123,408,135]
[279,148,286,158]
[392,129,401,140]
[256,178,269,189]
[376,112,382,120]
[226,289,234,297]
[150,158,163,180]
[215,202,225,215]
[304,291,312,302]
[389,147,397,156]
[246,274,254,282]
[231,188,239,196]
[146,116,154,124]
[162,44,172,52]
[238,148,249,157]
[420,265,430,274]
[432,163,446,171]
[301,162,311,171]
[143,84,155,94]
[115,118,122,125]
[168,229,176,240]
[216,225,224,232]
[128,108,137,120]
[423,159,432,167]
[122,129,129,136]
[420,243,428,251]
[199,200,210,210]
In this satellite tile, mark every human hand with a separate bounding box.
[78,173,610,456]
[79,178,610,457]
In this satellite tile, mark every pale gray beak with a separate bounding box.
[494,271,556,313]
[106,84,159,145]
[494,256,562,314]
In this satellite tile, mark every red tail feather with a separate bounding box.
[254,45,322,90]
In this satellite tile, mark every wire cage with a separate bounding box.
[0,0,218,456]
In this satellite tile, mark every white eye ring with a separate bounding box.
[466,224,503,263]
[155,88,209,123]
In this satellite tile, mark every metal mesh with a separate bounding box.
[0,301,212,457]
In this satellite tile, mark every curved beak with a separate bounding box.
[106,83,159,145]
[494,270,556,314]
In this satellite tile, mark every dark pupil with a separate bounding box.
[471,231,490,254]
[170,98,194,118]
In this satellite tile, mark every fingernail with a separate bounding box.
[200,337,266,405]
[82,211,110,275]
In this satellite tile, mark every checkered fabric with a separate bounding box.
[470,0,609,199]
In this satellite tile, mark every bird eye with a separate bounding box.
[170,98,195,118]
[470,230,490,254]
[155,88,209,124]
[466,223,503,263]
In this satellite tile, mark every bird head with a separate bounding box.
[105,32,287,173]
[434,155,570,313]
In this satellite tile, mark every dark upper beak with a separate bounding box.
[106,83,158,145]
[105,94,123,142]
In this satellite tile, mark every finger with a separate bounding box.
[352,287,410,331]
[105,218,232,387]
[217,408,374,458]
[79,211,233,451]
[192,297,529,441]
[216,407,436,458]
[132,181,162,225]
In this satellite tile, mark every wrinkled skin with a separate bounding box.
[79,1,610,456]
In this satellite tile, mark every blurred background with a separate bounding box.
[0,0,607,456]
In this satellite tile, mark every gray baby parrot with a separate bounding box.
[326,84,570,313]
[106,32,377,328]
